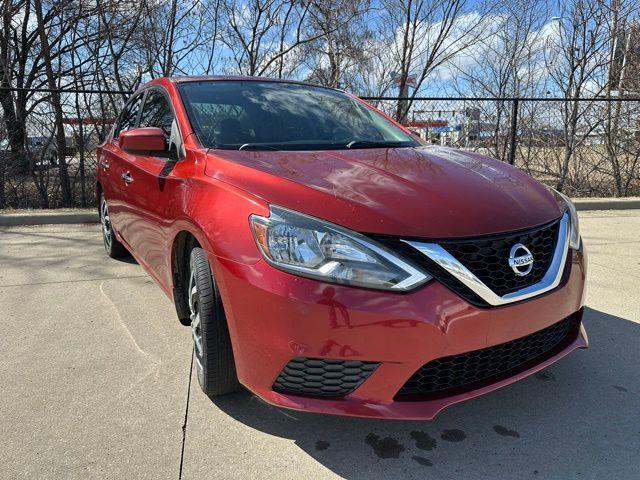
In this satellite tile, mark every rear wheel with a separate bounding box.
[188,247,240,396]
[100,193,127,258]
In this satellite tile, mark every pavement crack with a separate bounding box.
[179,347,195,480]
[99,281,159,362]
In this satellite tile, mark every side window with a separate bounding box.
[114,94,143,138]
[139,90,175,141]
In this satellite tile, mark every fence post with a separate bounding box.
[508,98,519,165]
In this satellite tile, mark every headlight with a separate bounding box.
[548,187,580,250]
[249,205,430,291]
[559,192,580,249]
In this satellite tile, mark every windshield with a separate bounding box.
[177,81,420,151]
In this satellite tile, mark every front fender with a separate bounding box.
[173,176,269,265]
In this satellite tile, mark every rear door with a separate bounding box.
[119,88,182,284]
[101,93,144,238]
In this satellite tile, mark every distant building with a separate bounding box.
[402,120,464,145]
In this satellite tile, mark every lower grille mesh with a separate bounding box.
[397,316,577,398]
[273,357,379,397]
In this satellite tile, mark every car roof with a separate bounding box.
[166,75,343,93]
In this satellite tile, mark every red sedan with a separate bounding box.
[96,76,587,420]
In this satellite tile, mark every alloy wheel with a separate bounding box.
[100,195,112,251]
[188,266,205,385]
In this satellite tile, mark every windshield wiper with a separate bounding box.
[346,140,404,149]
[238,143,280,151]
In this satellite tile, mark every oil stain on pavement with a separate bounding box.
[315,440,330,451]
[493,425,521,438]
[412,455,433,467]
[365,433,405,459]
[440,429,466,442]
[410,431,437,451]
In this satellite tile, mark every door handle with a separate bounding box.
[100,160,109,169]
[121,172,134,184]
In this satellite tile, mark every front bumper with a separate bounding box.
[211,248,587,420]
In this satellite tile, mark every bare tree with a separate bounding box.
[92,0,148,102]
[220,0,328,77]
[545,0,615,192]
[141,0,221,77]
[1,0,95,206]
[33,0,74,205]
[378,0,491,121]
[450,0,549,161]
[301,0,372,89]
[602,0,640,196]
[1,0,33,177]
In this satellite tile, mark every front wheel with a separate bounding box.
[188,247,240,396]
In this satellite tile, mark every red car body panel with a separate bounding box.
[211,249,586,419]
[204,146,561,238]
[97,76,587,420]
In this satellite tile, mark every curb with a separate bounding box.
[573,198,640,211]
[1,198,639,226]
[0,211,98,226]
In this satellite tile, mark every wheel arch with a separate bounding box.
[96,181,103,205]
[167,177,269,324]
[171,228,204,324]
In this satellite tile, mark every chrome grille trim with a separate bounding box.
[403,213,570,306]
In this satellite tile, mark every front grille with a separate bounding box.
[396,315,578,398]
[273,357,379,397]
[372,218,561,305]
[439,219,560,296]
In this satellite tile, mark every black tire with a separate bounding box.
[188,247,240,396]
[99,192,128,258]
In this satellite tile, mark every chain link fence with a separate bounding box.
[1,87,639,209]
[0,87,130,209]
[365,96,640,197]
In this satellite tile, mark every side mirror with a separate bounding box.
[119,127,166,154]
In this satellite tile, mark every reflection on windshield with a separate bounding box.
[178,81,420,151]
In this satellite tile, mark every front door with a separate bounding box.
[103,92,144,240]
[118,88,182,286]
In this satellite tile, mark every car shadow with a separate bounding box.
[112,254,137,265]
[208,307,640,479]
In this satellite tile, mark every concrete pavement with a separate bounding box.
[1,211,639,479]
[0,225,190,479]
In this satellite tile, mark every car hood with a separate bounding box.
[204,145,561,238]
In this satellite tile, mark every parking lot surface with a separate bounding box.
[1,210,639,479]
